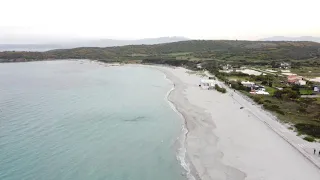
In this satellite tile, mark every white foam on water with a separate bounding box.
[164,74,196,180]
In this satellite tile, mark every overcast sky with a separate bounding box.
[0,0,319,43]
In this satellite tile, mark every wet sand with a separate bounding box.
[156,66,320,180]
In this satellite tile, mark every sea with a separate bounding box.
[0,60,188,180]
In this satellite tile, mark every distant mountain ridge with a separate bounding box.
[260,36,320,42]
[0,36,189,51]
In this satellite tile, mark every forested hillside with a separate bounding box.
[1,40,320,65]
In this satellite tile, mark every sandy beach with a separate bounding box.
[155,66,320,180]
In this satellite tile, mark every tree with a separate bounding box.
[261,81,268,85]
[271,61,279,68]
[274,88,299,100]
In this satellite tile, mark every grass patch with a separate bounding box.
[299,89,313,95]
[265,86,276,96]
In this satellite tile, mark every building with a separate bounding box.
[296,80,306,86]
[250,89,270,95]
[199,79,215,90]
[241,81,255,88]
[280,62,291,69]
[256,90,270,95]
[196,63,202,69]
[222,64,232,70]
[287,75,302,84]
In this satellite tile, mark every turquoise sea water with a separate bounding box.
[0,61,186,180]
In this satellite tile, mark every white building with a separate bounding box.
[250,88,270,95]
[241,81,255,87]
[200,79,215,90]
[296,80,306,86]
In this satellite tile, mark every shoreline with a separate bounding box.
[162,69,199,180]
[155,66,246,180]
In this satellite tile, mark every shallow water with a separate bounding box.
[0,61,186,180]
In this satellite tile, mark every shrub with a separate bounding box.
[274,88,300,100]
[303,136,316,142]
[298,106,307,113]
[230,81,240,90]
[215,84,227,93]
[252,95,264,104]
[258,99,264,104]
[264,99,272,103]
[295,123,320,138]
[263,103,285,115]
[261,81,268,85]
[276,109,285,115]
[263,104,280,111]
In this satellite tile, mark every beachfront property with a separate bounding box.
[249,85,270,95]
[297,80,307,86]
[241,81,255,88]
[280,62,291,69]
[287,75,306,85]
[222,64,232,70]
[250,90,270,95]
[287,75,300,83]
[199,79,215,90]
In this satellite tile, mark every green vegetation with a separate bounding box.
[215,84,227,93]
[1,40,320,65]
[265,86,276,96]
[299,89,313,95]
[252,95,264,104]
[303,136,316,142]
[274,88,300,100]
[291,66,320,78]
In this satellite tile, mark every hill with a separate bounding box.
[1,40,320,66]
[260,36,320,43]
[0,37,189,51]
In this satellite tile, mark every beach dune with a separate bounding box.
[157,66,320,180]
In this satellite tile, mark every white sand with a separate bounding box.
[155,66,320,180]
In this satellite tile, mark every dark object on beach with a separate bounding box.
[199,84,201,87]
[240,107,244,109]
[314,148,316,154]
